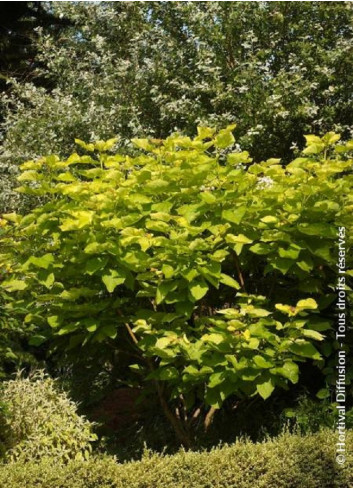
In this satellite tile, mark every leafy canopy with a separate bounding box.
[1,126,352,409]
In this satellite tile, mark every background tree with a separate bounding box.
[1,1,353,212]
[0,2,70,90]
[0,1,70,212]
[1,1,352,168]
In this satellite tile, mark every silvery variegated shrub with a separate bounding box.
[1,126,352,445]
[1,371,97,462]
[1,2,352,213]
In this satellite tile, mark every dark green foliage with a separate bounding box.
[0,291,41,379]
[0,400,10,459]
[0,2,71,110]
[282,394,353,435]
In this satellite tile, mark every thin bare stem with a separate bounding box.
[233,250,246,292]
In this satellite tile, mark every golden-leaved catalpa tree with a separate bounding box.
[1,126,352,446]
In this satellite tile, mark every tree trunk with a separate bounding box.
[155,384,192,449]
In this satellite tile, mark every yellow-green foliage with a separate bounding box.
[1,128,353,415]
[1,371,96,463]
[0,430,351,487]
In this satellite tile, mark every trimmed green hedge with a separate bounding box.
[0,430,352,488]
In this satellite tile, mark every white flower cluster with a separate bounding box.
[256,176,274,190]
